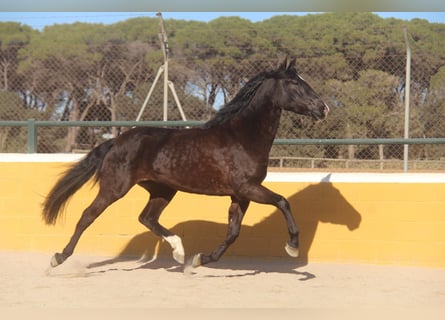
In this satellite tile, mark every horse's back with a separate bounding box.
[104,126,239,194]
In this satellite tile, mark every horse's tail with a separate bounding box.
[42,139,115,225]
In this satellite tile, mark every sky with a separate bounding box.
[0,12,444,31]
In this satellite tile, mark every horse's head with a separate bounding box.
[273,55,329,121]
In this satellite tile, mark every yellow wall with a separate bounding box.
[0,158,444,268]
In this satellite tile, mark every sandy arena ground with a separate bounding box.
[0,251,444,317]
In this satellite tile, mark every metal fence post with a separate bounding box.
[27,119,37,153]
[403,27,411,172]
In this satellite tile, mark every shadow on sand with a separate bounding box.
[87,177,361,278]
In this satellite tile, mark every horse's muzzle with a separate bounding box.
[312,103,329,123]
[321,103,330,119]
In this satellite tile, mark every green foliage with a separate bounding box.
[0,91,40,152]
[0,13,444,158]
[422,66,445,139]
[0,22,34,48]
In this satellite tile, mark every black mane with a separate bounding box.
[202,71,269,129]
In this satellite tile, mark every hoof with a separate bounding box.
[285,243,299,258]
[186,253,202,268]
[184,253,202,275]
[173,250,185,264]
[50,253,63,268]
[192,253,202,267]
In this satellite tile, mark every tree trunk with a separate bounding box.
[64,100,80,152]
[346,122,354,159]
[109,96,118,137]
[379,144,384,170]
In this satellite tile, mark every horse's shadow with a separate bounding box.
[88,177,361,278]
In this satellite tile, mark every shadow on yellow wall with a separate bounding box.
[89,182,361,271]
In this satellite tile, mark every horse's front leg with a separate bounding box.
[236,184,299,258]
[189,197,250,268]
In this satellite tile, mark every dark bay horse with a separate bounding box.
[42,55,329,269]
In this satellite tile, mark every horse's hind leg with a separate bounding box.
[51,188,128,267]
[137,182,183,264]
[190,197,250,268]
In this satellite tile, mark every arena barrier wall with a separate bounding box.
[1,154,444,268]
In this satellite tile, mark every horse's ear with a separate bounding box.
[277,54,296,71]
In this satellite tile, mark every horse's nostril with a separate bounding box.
[324,103,330,114]
[321,104,329,118]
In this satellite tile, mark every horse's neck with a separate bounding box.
[229,97,282,153]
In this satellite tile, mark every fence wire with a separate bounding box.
[0,45,444,170]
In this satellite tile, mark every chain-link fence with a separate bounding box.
[1,43,444,170]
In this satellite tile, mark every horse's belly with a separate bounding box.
[177,180,233,196]
[157,170,233,196]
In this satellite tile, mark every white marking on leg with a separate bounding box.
[163,235,185,264]
[285,243,299,258]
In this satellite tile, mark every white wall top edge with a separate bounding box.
[265,172,445,183]
[1,154,444,183]
[0,153,85,162]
